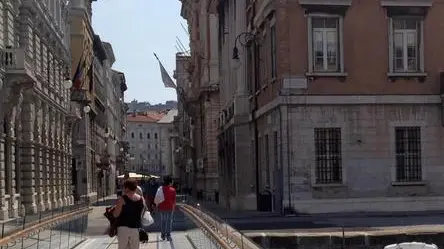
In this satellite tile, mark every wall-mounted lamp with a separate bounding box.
[232,32,255,60]
[83,105,91,113]
[63,65,72,89]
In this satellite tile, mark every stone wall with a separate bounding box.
[251,233,444,249]
[283,104,444,213]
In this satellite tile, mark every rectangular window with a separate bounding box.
[314,128,342,184]
[395,126,422,182]
[265,134,270,187]
[270,24,277,78]
[391,18,422,73]
[309,16,342,72]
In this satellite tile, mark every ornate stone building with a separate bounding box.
[0,0,78,219]
[180,0,220,201]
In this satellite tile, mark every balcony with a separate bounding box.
[1,47,37,83]
[66,102,82,125]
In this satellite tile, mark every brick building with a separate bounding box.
[218,0,444,213]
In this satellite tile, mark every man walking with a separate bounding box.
[155,175,176,241]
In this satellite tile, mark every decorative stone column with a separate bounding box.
[20,90,37,214]
[9,92,24,218]
[60,117,68,206]
[0,128,8,219]
[55,112,63,207]
[48,107,57,208]
[34,98,45,211]
[42,102,52,210]
[65,110,79,205]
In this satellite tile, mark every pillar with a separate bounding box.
[55,112,63,207]
[65,120,74,205]
[60,117,68,206]
[49,106,57,208]
[42,102,52,210]
[0,127,8,219]
[20,90,38,214]
[8,94,22,217]
[34,98,45,211]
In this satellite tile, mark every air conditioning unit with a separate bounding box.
[197,158,204,170]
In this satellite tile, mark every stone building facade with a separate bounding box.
[126,110,177,176]
[0,0,78,219]
[173,53,194,188]
[106,67,127,194]
[217,0,256,209]
[237,0,444,213]
[69,0,98,202]
[180,0,220,200]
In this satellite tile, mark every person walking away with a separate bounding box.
[113,179,144,249]
[156,175,176,241]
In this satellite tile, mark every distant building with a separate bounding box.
[125,110,178,176]
[127,100,177,113]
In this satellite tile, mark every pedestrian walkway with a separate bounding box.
[76,232,200,249]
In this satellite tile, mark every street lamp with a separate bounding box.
[63,78,72,89]
[63,65,73,89]
[232,32,255,60]
[83,105,91,113]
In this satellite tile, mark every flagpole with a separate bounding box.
[153,52,184,102]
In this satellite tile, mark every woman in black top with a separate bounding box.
[113,179,144,249]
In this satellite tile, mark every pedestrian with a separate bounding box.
[112,179,145,249]
[155,175,176,241]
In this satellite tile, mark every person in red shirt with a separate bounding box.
[157,175,176,241]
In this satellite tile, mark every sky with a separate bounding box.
[91,0,189,104]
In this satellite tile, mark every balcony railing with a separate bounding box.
[1,47,36,80]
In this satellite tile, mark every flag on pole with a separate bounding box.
[154,53,176,89]
[72,54,86,89]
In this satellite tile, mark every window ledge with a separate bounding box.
[307,72,348,77]
[306,72,348,81]
[381,0,432,7]
[392,181,426,186]
[299,0,352,6]
[312,183,345,188]
[388,72,427,77]
[387,72,427,82]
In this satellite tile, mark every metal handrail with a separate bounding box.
[179,204,234,249]
[179,203,263,249]
[0,206,91,246]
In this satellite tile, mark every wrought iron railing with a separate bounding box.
[178,195,263,249]
[0,201,90,249]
